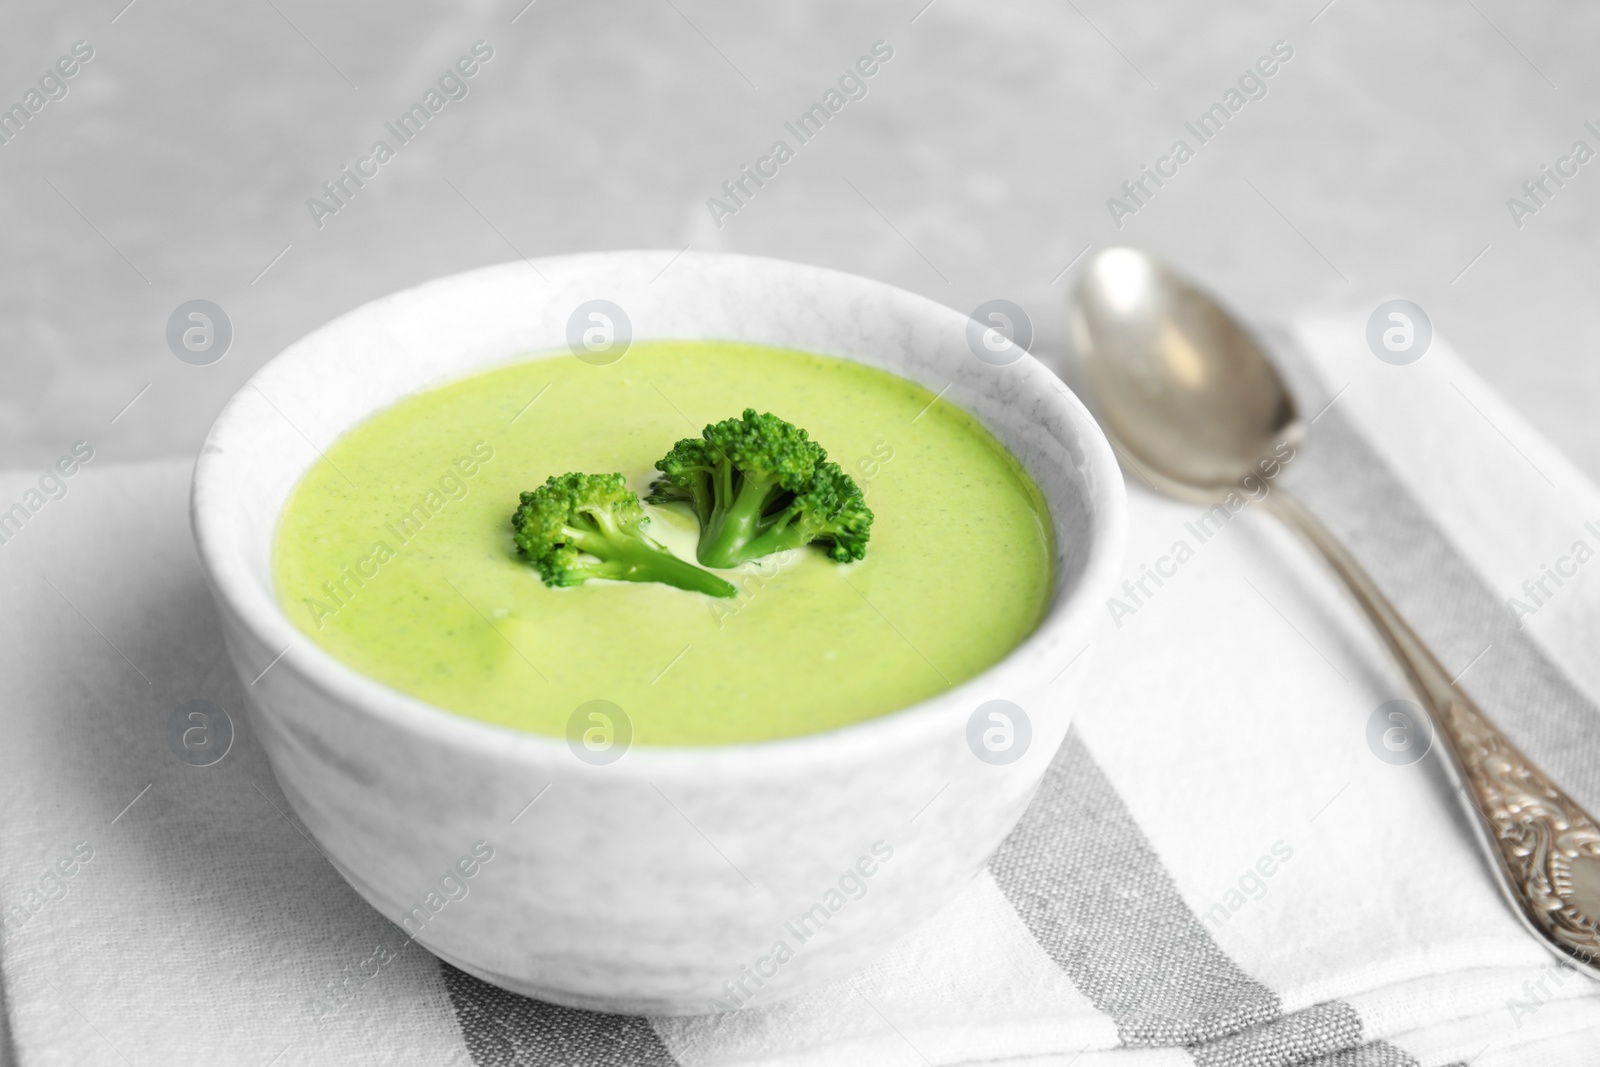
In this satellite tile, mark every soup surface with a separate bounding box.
[273,341,1053,744]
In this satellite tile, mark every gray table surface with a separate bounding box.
[1,0,1595,483]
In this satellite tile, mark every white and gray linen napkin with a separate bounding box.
[3,317,1600,1067]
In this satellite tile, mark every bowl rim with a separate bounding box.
[191,250,1127,777]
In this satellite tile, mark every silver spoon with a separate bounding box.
[1069,246,1600,977]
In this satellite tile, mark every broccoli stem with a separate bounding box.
[567,525,737,598]
[699,472,778,568]
[619,541,738,598]
[733,515,810,562]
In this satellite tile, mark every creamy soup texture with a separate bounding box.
[273,341,1053,744]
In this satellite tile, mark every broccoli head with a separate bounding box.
[647,410,873,567]
[512,472,736,598]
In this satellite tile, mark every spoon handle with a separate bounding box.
[1265,488,1600,974]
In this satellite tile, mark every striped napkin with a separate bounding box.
[3,317,1599,1066]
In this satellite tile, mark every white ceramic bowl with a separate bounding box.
[191,251,1126,1015]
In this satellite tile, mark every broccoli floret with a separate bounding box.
[512,472,735,598]
[648,410,873,567]
[759,460,873,562]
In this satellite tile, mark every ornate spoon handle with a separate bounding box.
[1266,489,1600,972]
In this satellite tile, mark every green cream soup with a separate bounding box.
[273,341,1053,745]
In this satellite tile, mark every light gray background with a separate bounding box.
[1,0,1595,479]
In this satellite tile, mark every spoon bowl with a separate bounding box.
[1069,247,1300,500]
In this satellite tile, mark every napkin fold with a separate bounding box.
[3,318,1599,1066]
